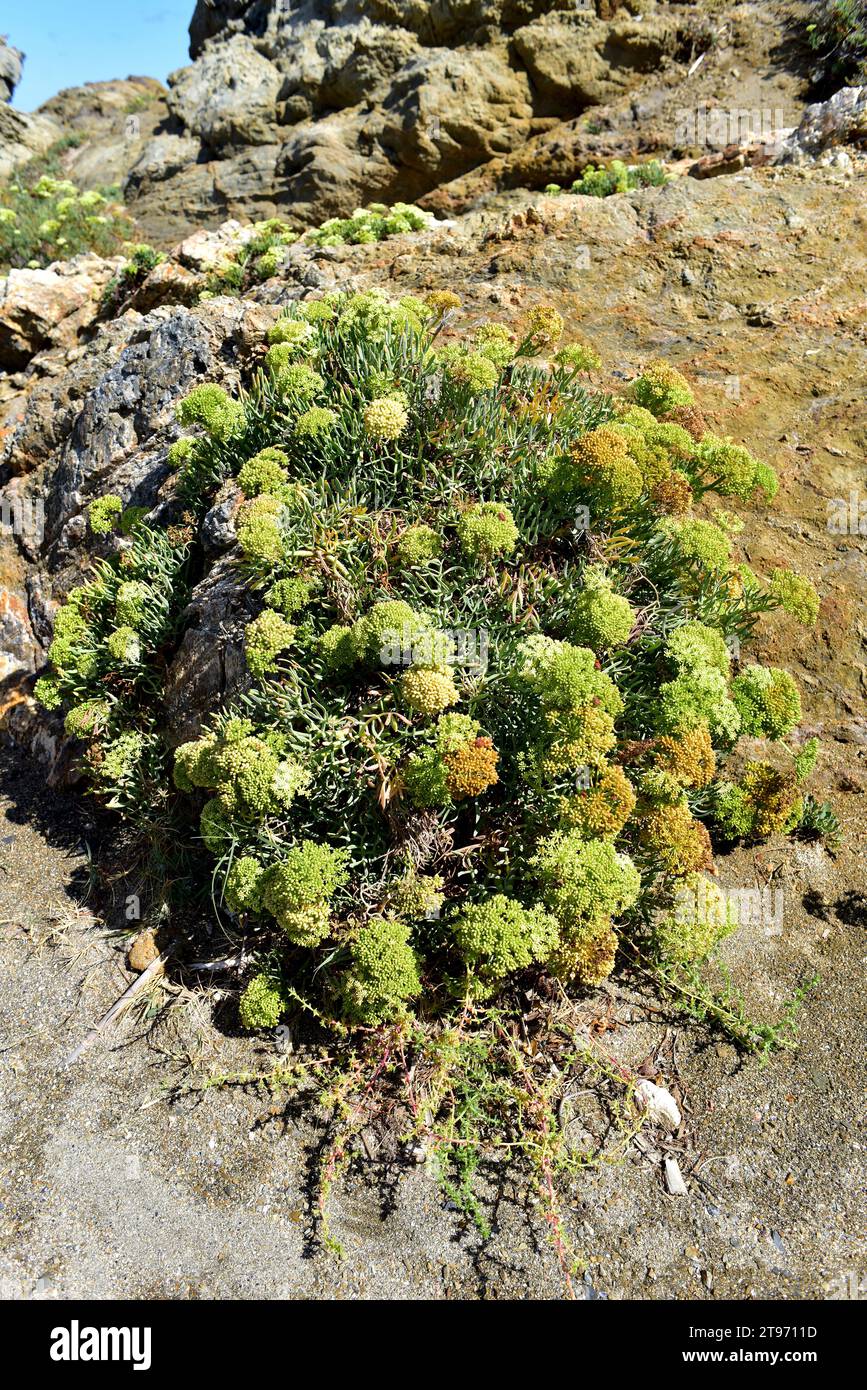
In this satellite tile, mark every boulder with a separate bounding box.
[777,86,867,163]
[0,37,24,103]
[0,258,110,371]
[167,35,284,147]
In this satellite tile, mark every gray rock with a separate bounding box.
[163,556,253,746]
[168,36,284,147]
[0,37,23,103]
[777,86,867,163]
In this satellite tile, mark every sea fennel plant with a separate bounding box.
[35,288,833,1036]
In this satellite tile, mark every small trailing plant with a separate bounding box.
[202,218,299,295]
[305,202,434,247]
[544,160,668,199]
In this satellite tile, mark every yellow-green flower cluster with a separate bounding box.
[261,840,349,944]
[363,396,408,440]
[456,501,518,561]
[554,340,602,372]
[514,635,622,780]
[793,736,819,782]
[548,921,619,986]
[569,565,635,650]
[656,621,738,743]
[731,664,802,739]
[244,608,296,677]
[265,576,312,617]
[443,737,500,800]
[267,317,316,352]
[333,288,428,340]
[565,426,643,510]
[238,447,289,498]
[236,494,287,565]
[631,359,694,416]
[452,894,560,998]
[441,347,501,393]
[224,855,266,914]
[615,415,694,490]
[395,523,441,566]
[559,764,636,838]
[656,516,732,577]
[403,714,498,808]
[238,973,285,1030]
[174,719,307,819]
[696,433,778,501]
[389,869,444,922]
[351,599,433,667]
[652,720,716,790]
[768,568,820,625]
[266,353,325,401]
[294,406,337,439]
[473,322,517,368]
[716,762,803,840]
[637,802,713,876]
[177,384,245,441]
[106,626,141,664]
[96,730,146,787]
[89,494,123,536]
[340,916,422,1024]
[398,663,459,716]
[516,635,623,717]
[114,581,152,629]
[532,831,640,930]
[524,305,564,350]
[64,699,110,739]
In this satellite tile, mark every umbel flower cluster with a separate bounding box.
[36,287,827,1030]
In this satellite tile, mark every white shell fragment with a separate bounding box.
[665,1156,689,1196]
[635,1079,682,1131]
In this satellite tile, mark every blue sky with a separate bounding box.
[7,1,193,111]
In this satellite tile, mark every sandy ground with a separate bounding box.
[1,739,864,1301]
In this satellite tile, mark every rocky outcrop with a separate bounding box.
[0,37,23,103]
[4,3,856,244]
[114,0,688,239]
[0,72,169,185]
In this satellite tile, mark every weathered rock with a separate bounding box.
[109,0,698,236]
[0,257,111,371]
[163,556,253,746]
[45,300,249,548]
[512,11,675,115]
[777,86,867,163]
[0,76,167,184]
[0,104,62,181]
[127,928,160,971]
[0,37,23,103]
[168,35,284,147]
